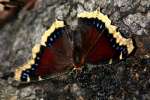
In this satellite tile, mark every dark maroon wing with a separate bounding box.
[76,10,136,65]
[15,20,73,82]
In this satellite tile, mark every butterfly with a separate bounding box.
[14,10,136,82]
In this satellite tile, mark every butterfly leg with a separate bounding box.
[71,58,85,77]
[73,65,82,72]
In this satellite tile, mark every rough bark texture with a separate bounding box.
[0,0,150,100]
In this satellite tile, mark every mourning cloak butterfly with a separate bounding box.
[14,10,136,82]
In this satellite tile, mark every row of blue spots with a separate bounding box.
[30,46,45,72]
[46,28,64,48]
[104,30,125,54]
[21,67,38,81]
[83,18,105,32]
[21,59,41,81]
[21,60,40,81]
[20,46,45,81]
[108,35,126,54]
[80,18,107,33]
[93,20,104,32]
[111,42,125,53]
